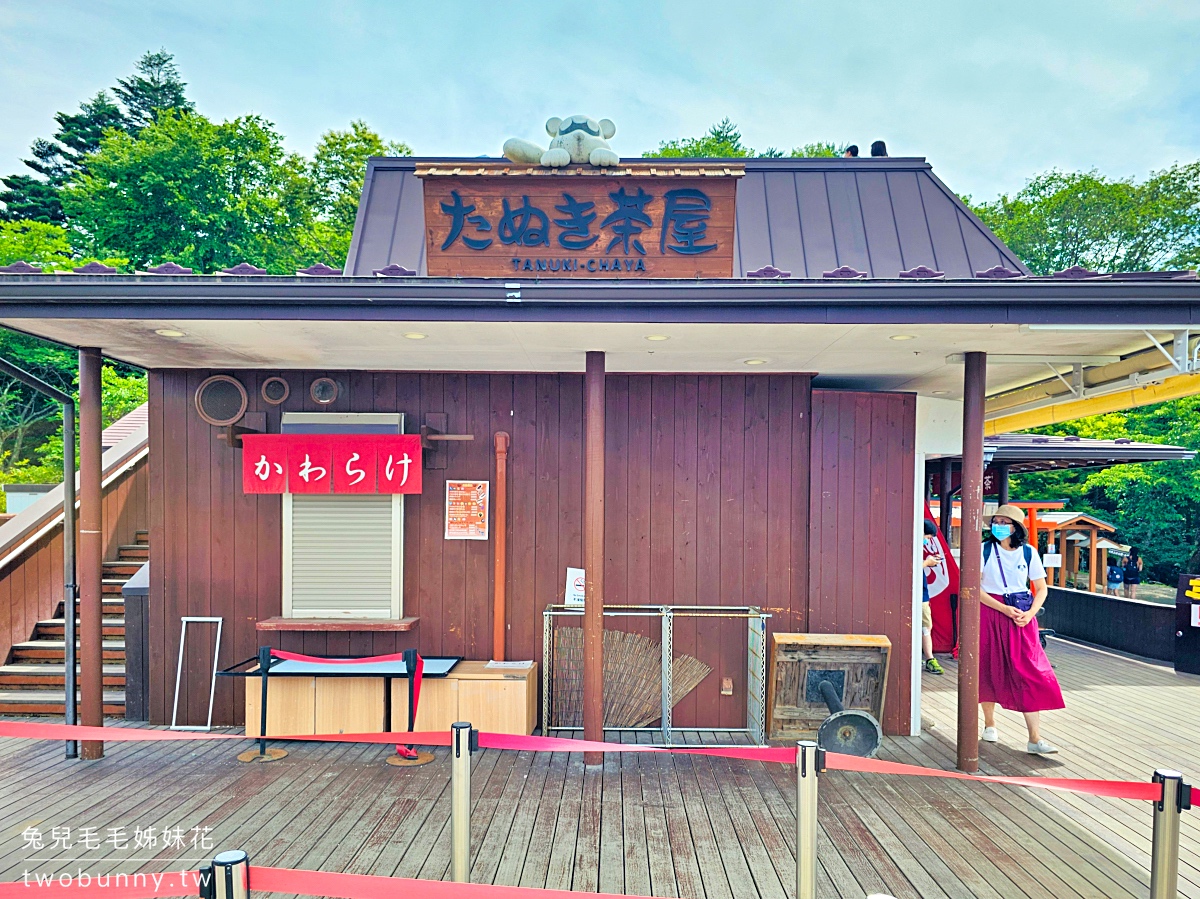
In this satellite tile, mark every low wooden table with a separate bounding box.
[240,657,537,737]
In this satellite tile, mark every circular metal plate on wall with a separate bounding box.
[261,376,290,405]
[194,375,248,426]
[310,377,340,405]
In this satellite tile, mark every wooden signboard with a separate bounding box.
[767,633,891,741]
[419,164,740,278]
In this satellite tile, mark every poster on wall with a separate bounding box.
[445,480,489,540]
[564,568,585,607]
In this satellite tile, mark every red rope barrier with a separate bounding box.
[0,721,1181,804]
[270,649,411,665]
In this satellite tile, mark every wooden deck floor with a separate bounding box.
[0,637,1196,899]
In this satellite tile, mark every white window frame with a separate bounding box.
[281,411,406,620]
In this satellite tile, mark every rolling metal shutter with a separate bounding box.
[284,494,402,618]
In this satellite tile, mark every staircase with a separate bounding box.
[0,530,148,716]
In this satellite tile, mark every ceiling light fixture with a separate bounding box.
[932,390,950,396]
[403,332,427,340]
[645,335,670,341]
[155,328,185,338]
[743,359,768,366]
[889,334,917,341]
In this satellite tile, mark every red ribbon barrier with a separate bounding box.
[0,720,1182,804]
[0,873,195,899]
[270,649,412,665]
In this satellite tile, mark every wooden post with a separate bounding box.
[939,458,953,539]
[957,351,986,773]
[1057,529,1068,588]
[78,348,104,759]
[997,464,1009,505]
[1044,528,1055,583]
[1088,527,1098,594]
[492,432,510,661]
[1099,546,1109,594]
[583,351,605,765]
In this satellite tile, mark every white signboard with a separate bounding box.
[1192,604,1200,628]
[1043,553,1063,568]
[565,567,585,607]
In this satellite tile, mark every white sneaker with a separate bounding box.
[981,726,998,743]
[1027,739,1059,755]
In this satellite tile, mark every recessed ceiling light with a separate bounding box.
[890,334,917,341]
[403,332,427,340]
[743,359,768,366]
[932,390,950,396]
[154,328,185,338]
[645,335,670,341]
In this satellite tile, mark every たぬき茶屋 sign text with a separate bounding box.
[419,166,740,278]
[242,434,423,494]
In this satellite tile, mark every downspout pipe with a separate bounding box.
[0,357,77,759]
[492,431,510,661]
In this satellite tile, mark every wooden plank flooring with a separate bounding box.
[1,638,1195,898]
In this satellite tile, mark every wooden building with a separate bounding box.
[2,152,1199,767]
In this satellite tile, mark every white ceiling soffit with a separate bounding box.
[0,317,1166,400]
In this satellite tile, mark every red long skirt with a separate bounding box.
[979,600,1065,713]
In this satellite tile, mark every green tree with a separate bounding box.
[1,51,192,223]
[645,119,845,160]
[0,330,77,468]
[62,110,320,273]
[971,165,1200,275]
[113,49,194,132]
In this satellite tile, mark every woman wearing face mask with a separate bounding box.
[979,504,1064,754]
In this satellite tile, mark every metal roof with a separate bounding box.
[986,433,1195,473]
[344,156,1028,278]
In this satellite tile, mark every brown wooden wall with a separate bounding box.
[809,390,916,735]
[148,371,915,735]
[0,458,148,665]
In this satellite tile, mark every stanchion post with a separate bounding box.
[199,849,249,899]
[451,721,477,883]
[796,740,822,899]
[1150,769,1190,899]
[257,646,271,757]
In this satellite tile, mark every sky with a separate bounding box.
[2,0,1199,202]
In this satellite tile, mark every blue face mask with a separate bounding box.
[990,523,1013,541]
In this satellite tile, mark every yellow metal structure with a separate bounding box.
[986,372,1200,435]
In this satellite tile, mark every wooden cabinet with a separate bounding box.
[767,634,891,741]
[393,662,537,735]
[244,661,538,737]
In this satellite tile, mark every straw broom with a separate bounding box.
[550,627,711,728]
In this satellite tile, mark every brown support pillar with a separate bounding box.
[939,458,953,538]
[997,464,1010,505]
[492,432,510,661]
[1057,529,1068,588]
[78,348,104,759]
[582,352,605,765]
[1087,527,1098,594]
[957,351,986,772]
[1099,547,1108,594]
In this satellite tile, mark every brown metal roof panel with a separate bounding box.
[825,171,872,275]
[854,171,904,279]
[884,171,937,272]
[761,171,806,277]
[916,173,972,278]
[734,171,772,275]
[957,208,1005,275]
[794,172,838,276]
[389,171,427,276]
[349,166,407,275]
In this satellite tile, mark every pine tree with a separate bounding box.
[113,50,194,131]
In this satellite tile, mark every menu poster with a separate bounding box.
[445,480,489,540]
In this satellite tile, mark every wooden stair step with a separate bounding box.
[37,619,126,638]
[103,562,143,575]
[117,545,150,561]
[12,640,125,661]
[0,690,124,715]
[0,663,125,687]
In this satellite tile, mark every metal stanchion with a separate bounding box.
[796,740,823,899]
[1150,769,1191,899]
[451,722,477,883]
[199,850,249,899]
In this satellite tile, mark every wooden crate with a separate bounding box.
[393,661,538,735]
[767,634,891,741]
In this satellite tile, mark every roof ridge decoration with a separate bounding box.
[0,261,42,274]
[373,264,417,277]
[976,265,1023,279]
[823,265,867,279]
[746,265,791,279]
[73,261,118,274]
[414,161,744,178]
[141,262,194,275]
[899,265,944,279]
[221,262,269,275]
[1051,264,1102,279]
[297,263,344,276]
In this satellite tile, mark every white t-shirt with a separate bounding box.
[981,543,1046,596]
